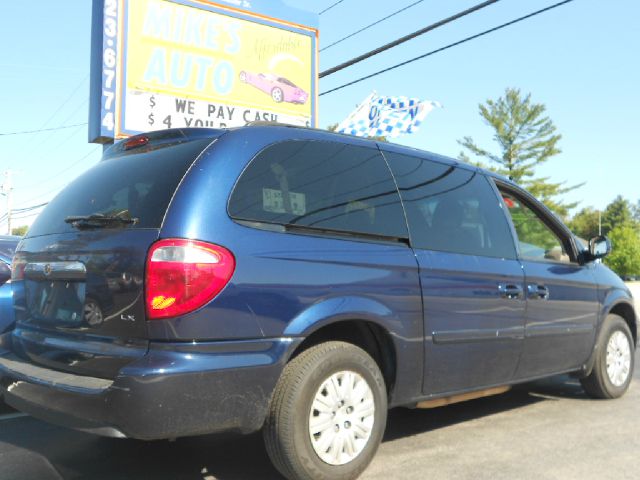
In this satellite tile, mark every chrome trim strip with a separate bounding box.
[432,327,525,345]
[24,261,86,280]
[524,323,595,338]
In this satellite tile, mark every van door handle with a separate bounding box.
[527,284,550,300]
[498,283,523,299]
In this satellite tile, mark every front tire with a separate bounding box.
[264,341,387,480]
[581,314,635,399]
[271,87,284,103]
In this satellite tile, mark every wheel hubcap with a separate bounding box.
[606,331,631,387]
[308,370,375,466]
[84,301,103,326]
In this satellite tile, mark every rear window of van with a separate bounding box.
[28,139,212,237]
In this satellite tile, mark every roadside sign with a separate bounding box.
[89,0,319,143]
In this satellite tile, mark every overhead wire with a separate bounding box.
[35,74,89,130]
[319,0,501,78]
[24,97,89,156]
[15,148,101,206]
[321,0,426,52]
[320,0,578,96]
[319,0,347,15]
[9,202,49,214]
[15,74,89,152]
[0,122,88,137]
[21,147,101,190]
[7,210,44,221]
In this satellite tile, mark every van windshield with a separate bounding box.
[28,139,212,237]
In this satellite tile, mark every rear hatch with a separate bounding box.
[10,130,223,379]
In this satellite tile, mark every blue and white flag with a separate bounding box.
[336,92,441,138]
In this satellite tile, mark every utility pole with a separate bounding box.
[1,171,13,235]
[598,210,602,236]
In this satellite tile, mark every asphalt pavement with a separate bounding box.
[0,285,638,480]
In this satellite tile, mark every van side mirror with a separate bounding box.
[588,235,611,260]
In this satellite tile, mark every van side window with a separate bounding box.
[500,192,572,263]
[229,141,408,239]
[384,152,516,259]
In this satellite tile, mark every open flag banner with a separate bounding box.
[336,93,441,138]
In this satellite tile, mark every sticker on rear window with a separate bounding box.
[263,188,306,216]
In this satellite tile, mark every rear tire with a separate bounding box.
[264,341,387,480]
[581,314,635,399]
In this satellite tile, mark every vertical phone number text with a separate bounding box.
[101,0,118,133]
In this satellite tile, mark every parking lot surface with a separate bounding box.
[0,285,638,480]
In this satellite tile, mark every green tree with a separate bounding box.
[632,200,640,223]
[569,207,601,240]
[601,195,638,236]
[11,225,28,236]
[605,224,640,276]
[458,87,581,218]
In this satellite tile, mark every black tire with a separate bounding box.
[263,341,387,480]
[581,314,635,399]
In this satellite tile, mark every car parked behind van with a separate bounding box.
[0,126,636,480]
[0,235,20,334]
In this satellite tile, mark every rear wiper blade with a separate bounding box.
[64,212,139,229]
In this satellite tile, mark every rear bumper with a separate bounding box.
[0,337,301,440]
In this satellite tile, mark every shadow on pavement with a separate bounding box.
[0,375,584,480]
[383,374,587,442]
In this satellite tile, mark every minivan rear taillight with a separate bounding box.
[145,239,235,320]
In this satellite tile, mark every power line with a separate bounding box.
[1,202,47,226]
[20,97,89,160]
[12,202,48,213]
[320,0,578,96]
[21,147,100,191]
[320,0,347,15]
[15,183,65,209]
[14,148,100,207]
[47,122,86,154]
[1,171,15,234]
[34,74,89,134]
[0,122,88,137]
[321,0,426,52]
[7,209,44,221]
[319,0,501,78]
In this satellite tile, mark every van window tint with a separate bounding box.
[28,139,212,237]
[501,192,572,263]
[384,152,516,258]
[229,141,408,239]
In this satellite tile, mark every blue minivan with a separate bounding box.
[0,126,636,480]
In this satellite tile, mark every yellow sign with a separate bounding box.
[115,0,317,136]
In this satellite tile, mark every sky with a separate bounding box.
[0,0,639,231]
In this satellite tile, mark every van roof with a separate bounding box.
[107,125,517,186]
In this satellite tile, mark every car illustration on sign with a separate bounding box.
[239,71,309,104]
